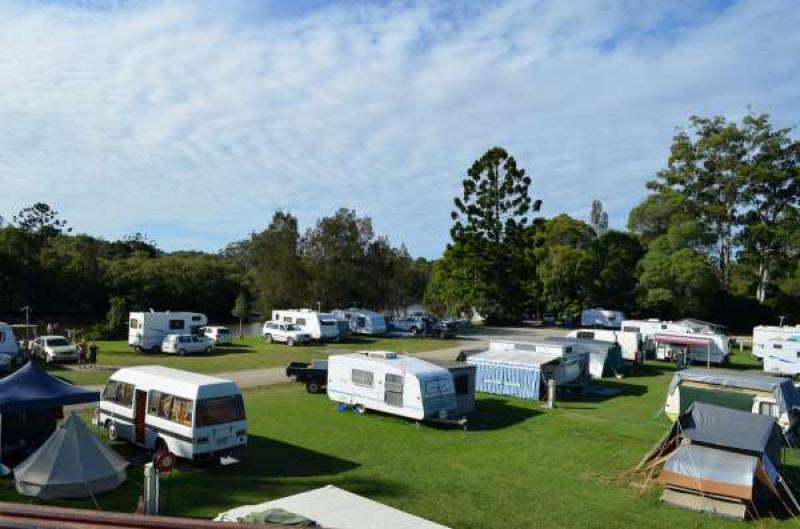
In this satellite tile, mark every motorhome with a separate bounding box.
[567,328,642,364]
[128,311,207,353]
[664,368,800,433]
[580,308,624,329]
[95,366,247,460]
[327,352,464,424]
[762,338,800,376]
[271,309,340,341]
[753,325,800,359]
[332,308,387,335]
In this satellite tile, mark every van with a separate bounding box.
[128,311,208,353]
[203,326,232,345]
[95,366,247,460]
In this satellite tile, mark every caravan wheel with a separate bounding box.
[104,421,118,441]
[134,346,143,353]
[177,348,187,356]
[353,404,366,415]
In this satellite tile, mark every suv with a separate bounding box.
[161,334,214,355]
[262,321,312,346]
[32,336,80,363]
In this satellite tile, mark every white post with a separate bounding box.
[143,463,160,515]
[547,379,556,409]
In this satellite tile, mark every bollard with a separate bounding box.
[547,379,556,409]
[143,463,160,515]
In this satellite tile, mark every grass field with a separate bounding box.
[41,335,454,386]
[1,347,793,528]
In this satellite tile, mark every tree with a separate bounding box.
[231,291,251,339]
[13,203,72,239]
[586,230,645,312]
[447,146,541,322]
[590,199,608,235]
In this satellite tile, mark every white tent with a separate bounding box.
[14,412,128,499]
[215,485,451,529]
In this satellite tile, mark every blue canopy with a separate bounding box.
[0,362,99,413]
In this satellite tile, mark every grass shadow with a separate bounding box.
[468,398,541,431]
[560,379,648,404]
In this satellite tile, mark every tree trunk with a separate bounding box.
[756,260,769,304]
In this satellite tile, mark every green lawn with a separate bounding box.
[3,348,793,528]
[42,335,455,386]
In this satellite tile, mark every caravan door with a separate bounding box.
[135,390,147,444]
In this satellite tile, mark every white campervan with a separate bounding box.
[332,308,387,335]
[581,308,624,329]
[753,325,800,359]
[327,352,462,423]
[568,328,642,363]
[96,366,247,460]
[272,309,340,341]
[762,338,800,376]
[128,311,208,353]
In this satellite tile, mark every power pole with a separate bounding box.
[20,305,31,341]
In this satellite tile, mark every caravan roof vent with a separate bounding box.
[367,351,398,359]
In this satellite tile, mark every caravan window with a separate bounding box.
[283,316,292,323]
[102,381,134,408]
[196,395,245,427]
[130,319,139,329]
[170,397,193,426]
[773,344,783,349]
[454,374,469,395]
[0,331,4,343]
[424,379,453,396]
[169,320,185,330]
[351,369,374,388]
[759,402,779,418]
[192,316,203,322]
[321,320,335,326]
[577,331,594,339]
[149,391,173,419]
[623,326,639,332]
[296,318,307,326]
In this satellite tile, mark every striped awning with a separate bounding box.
[653,333,711,347]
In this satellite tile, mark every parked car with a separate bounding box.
[202,326,232,345]
[286,360,328,393]
[262,321,312,346]
[32,335,79,363]
[161,334,214,355]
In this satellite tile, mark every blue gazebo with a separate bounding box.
[0,361,99,462]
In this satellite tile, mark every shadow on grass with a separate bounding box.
[560,378,648,404]
[468,398,541,431]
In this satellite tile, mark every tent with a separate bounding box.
[0,361,99,461]
[14,413,128,499]
[638,402,793,520]
[545,336,624,379]
[215,485,451,529]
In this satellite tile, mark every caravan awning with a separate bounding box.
[653,333,711,347]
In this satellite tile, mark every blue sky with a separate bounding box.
[0,0,798,257]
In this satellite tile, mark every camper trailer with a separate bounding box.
[567,328,641,364]
[753,325,800,359]
[0,323,20,371]
[332,308,387,335]
[580,308,624,329]
[622,319,728,361]
[546,336,624,378]
[762,338,800,376]
[327,352,465,425]
[271,309,340,341]
[664,368,800,433]
[95,366,246,460]
[652,331,729,365]
[128,311,207,353]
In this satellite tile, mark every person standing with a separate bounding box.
[78,341,87,368]
[89,342,98,365]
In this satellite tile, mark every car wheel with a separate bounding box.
[105,420,118,441]
[178,348,186,356]
[154,437,167,452]
[134,346,143,353]
[287,338,295,347]
[205,346,212,354]
[265,334,273,343]
[353,404,366,415]
[306,381,321,394]
[411,327,419,335]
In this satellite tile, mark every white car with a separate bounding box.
[262,321,311,346]
[32,335,79,363]
[202,326,232,345]
[161,334,214,355]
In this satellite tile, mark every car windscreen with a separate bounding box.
[195,395,245,427]
[47,338,70,347]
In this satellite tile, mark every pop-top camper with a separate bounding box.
[332,308,387,335]
[128,311,207,353]
[272,309,340,341]
[580,308,624,329]
[326,352,465,425]
[753,325,800,359]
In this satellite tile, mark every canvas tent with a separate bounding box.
[215,485,451,529]
[639,402,792,519]
[0,361,99,461]
[14,413,128,499]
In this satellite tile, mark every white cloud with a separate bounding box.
[0,0,797,255]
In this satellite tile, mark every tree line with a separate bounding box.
[1,111,797,333]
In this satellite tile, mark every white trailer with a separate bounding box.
[128,311,207,353]
[271,309,340,341]
[0,323,20,371]
[581,308,624,329]
[327,351,464,424]
[762,339,800,376]
[95,366,247,460]
[567,328,642,363]
[332,308,387,335]
[753,325,800,359]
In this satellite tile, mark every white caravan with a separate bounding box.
[95,366,247,460]
[128,311,207,353]
[0,323,19,371]
[327,352,462,423]
[581,308,624,329]
[762,338,800,376]
[332,308,387,335]
[272,309,340,341]
[567,328,642,363]
[753,325,800,359]
[622,319,728,360]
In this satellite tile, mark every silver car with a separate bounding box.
[32,335,80,363]
[161,334,214,355]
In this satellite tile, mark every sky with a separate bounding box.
[0,0,798,257]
